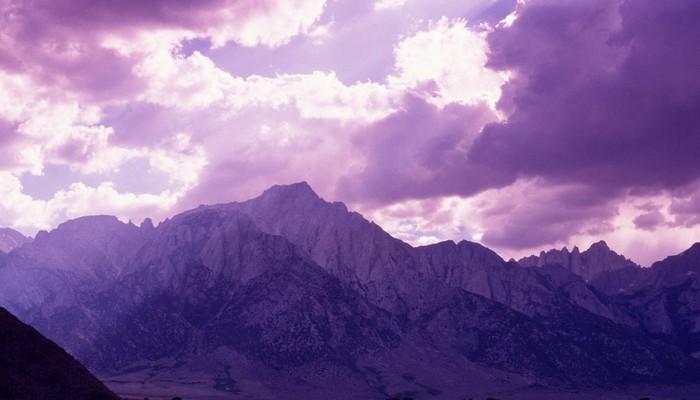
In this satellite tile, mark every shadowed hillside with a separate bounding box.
[0,307,119,400]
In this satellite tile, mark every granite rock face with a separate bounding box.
[0,182,699,399]
[604,243,700,359]
[519,240,639,281]
[0,227,30,253]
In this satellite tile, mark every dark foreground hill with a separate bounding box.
[0,307,119,400]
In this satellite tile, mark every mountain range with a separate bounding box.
[0,182,699,399]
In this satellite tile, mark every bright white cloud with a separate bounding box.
[307,19,334,46]
[100,1,328,50]
[0,172,181,233]
[49,182,178,224]
[131,39,398,121]
[148,133,208,189]
[206,0,328,47]
[389,17,508,108]
[135,49,233,111]
[0,173,53,230]
[0,72,37,122]
[0,76,119,175]
[374,0,408,11]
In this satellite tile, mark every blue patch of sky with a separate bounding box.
[20,159,171,201]
[20,164,95,200]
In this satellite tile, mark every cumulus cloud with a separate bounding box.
[49,182,178,224]
[0,0,338,234]
[389,17,507,107]
[0,0,329,100]
[633,210,667,231]
[123,34,396,120]
[374,0,407,12]
[342,0,700,259]
[0,173,52,230]
[0,173,174,232]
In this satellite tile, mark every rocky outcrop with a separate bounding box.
[605,243,700,359]
[589,266,647,296]
[0,227,30,253]
[519,240,639,281]
[16,215,151,279]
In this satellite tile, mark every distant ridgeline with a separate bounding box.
[0,182,699,399]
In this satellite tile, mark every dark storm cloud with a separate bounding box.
[337,95,509,205]
[474,0,700,248]
[473,0,700,192]
[348,0,700,204]
[669,184,700,228]
[633,210,666,231]
[480,183,618,249]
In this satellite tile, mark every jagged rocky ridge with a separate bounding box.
[518,241,638,282]
[523,239,700,362]
[0,182,699,399]
[601,244,700,360]
[0,307,119,400]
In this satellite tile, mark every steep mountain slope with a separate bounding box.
[237,183,613,320]
[237,182,428,313]
[519,241,639,281]
[417,241,614,319]
[606,243,700,358]
[644,243,700,289]
[0,216,155,363]
[0,307,119,400]
[589,266,647,296]
[16,215,149,279]
[0,227,30,253]
[83,207,406,375]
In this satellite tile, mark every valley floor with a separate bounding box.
[108,379,700,400]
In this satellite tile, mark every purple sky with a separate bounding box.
[1,0,699,266]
